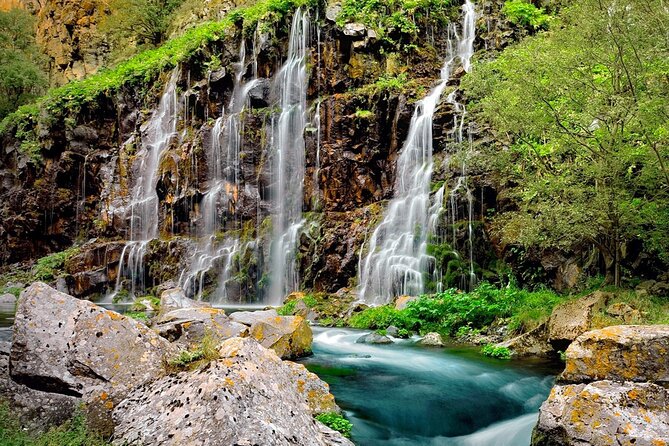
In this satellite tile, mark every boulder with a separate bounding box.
[343,22,366,37]
[10,282,177,433]
[356,332,393,344]
[605,302,641,323]
[229,308,278,326]
[560,325,669,384]
[156,307,248,346]
[249,315,313,359]
[531,381,669,446]
[547,291,611,350]
[386,325,399,337]
[420,332,444,347]
[285,361,339,415]
[394,295,417,310]
[0,293,15,305]
[112,338,353,446]
[0,341,78,433]
[159,287,211,316]
[497,323,553,358]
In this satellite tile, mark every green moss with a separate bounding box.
[354,109,375,119]
[277,300,297,316]
[315,412,353,438]
[125,311,150,322]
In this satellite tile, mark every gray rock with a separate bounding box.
[420,332,444,347]
[229,308,278,326]
[159,287,210,316]
[547,291,611,350]
[325,2,341,22]
[0,293,15,305]
[343,22,367,37]
[156,307,248,346]
[532,381,669,446]
[10,282,177,433]
[498,323,553,358]
[356,332,393,344]
[248,78,271,108]
[394,295,417,310]
[386,325,399,337]
[112,337,353,446]
[560,325,669,384]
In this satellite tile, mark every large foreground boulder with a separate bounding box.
[112,337,353,446]
[532,325,669,445]
[561,325,669,384]
[532,381,669,445]
[9,282,177,433]
[547,291,610,351]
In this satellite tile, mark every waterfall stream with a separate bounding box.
[268,8,310,305]
[358,1,477,305]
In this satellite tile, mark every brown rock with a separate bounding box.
[498,323,553,358]
[547,291,611,350]
[560,325,669,384]
[249,315,313,359]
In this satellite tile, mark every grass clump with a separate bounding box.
[0,402,109,446]
[481,344,511,360]
[278,300,297,316]
[354,109,374,119]
[315,412,353,438]
[166,332,220,371]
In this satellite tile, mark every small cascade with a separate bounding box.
[113,69,180,298]
[268,9,310,305]
[358,1,476,305]
[179,42,258,302]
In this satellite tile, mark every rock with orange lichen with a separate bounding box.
[249,315,313,359]
[9,282,178,434]
[158,287,211,317]
[112,337,353,446]
[531,381,669,446]
[285,361,339,415]
[155,307,248,346]
[547,291,611,351]
[560,325,669,384]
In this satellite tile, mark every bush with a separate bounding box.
[481,344,511,359]
[348,305,416,331]
[277,300,297,315]
[32,247,80,282]
[502,0,550,30]
[315,412,353,438]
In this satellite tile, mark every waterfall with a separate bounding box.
[179,42,258,302]
[358,1,476,305]
[113,69,180,299]
[268,9,310,305]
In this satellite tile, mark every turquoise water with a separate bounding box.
[302,328,558,446]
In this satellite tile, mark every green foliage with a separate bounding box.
[302,294,318,307]
[166,332,220,370]
[0,9,47,121]
[463,0,669,282]
[32,247,80,282]
[126,311,150,321]
[481,344,511,359]
[374,73,408,92]
[348,305,416,331]
[278,300,297,315]
[0,402,109,446]
[102,0,187,61]
[315,412,353,438]
[502,0,550,30]
[336,0,453,49]
[354,109,375,119]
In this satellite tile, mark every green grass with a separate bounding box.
[0,402,109,446]
[278,300,297,316]
[32,247,81,282]
[165,332,220,371]
[315,412,353,438]
[481,344,511,359]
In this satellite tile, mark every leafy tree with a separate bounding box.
[463,0,669,285]
[101,0,186,59]
[0,8,47,120]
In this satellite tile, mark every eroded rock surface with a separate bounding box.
[547,291,611,350]
[156,307,248,346]
[112,337,353,446]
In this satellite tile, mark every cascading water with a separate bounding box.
[114,69,180,298]
[179,42,258,302]
[358,0,476,305]
[268,9,310,305]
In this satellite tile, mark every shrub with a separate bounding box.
[481,344,511,359]
[315,412,353,438]
[348,305,416,331]
[32,247,80,282]
[502,0,550,30]
[278,300,297,315]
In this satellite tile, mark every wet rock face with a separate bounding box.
[532,325,669,446]
[112,337,353,446]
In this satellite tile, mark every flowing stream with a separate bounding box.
[302,327,557,446]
